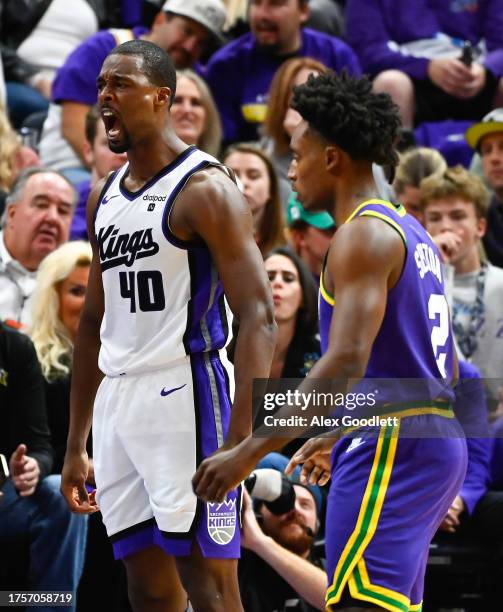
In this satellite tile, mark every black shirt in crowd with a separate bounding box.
[483,195,503,269]
[0,322,53,478]
[239,548,325,612]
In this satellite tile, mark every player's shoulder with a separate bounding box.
[331,213,404,270]
[178,165,248,223]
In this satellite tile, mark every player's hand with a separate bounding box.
[285,436,336,486]
[86,457,96,488]
[439,495,465,533]
[432,231,462,264]
[9,444,40,496]
[61,450,99,514]
[192,440,256,503]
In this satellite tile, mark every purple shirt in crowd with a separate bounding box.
[205,28,361,144]
[51,26,148,106]
[70,181,91,241]
[346,0,503,80]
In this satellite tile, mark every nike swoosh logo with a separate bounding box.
[160,383,187,397]
[101,194,120,204]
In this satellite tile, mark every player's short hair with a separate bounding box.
[291,71,402,167]
[109,39,177,100]
[419,165,490,219]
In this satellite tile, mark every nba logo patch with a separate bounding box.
[147,202,155,211]
[207,499,236,545]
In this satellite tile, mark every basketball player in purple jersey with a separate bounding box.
[193,72,468,611]
[60,40,276,611]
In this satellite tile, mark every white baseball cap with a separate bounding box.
[162,0,226,42]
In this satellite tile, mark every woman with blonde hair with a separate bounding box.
[223,143,286,256]
[30,241,92,474]
[0,105,40,194]
[31,241,91,381]
[172,70,223,158]
[393,147,447,222]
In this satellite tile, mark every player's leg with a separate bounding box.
[123,545,188,612]
[176,544,243,612]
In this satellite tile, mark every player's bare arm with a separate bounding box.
[193,215,406,502]
[61,177,107,514]
[171,166,277,448]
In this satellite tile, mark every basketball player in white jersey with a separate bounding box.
[60,40,276,612]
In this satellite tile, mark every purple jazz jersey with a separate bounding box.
[111,351,241,560]
[318,199,467,610]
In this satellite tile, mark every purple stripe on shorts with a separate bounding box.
[112,524,193,560]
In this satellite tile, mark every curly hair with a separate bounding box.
[291,71,402,167]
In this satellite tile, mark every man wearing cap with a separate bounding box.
[466,109,503,268]
[38,0,226,183]
[287,194,335,283]
[239,452,326,612]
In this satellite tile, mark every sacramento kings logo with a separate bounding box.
[207,499,236,545]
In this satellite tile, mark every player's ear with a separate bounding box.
[156,86,172,108]
[325,145,340,173]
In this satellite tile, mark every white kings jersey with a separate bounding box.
[94,146,232,377]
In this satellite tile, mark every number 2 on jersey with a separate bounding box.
[428,293,449,377]
[119,270,165,312]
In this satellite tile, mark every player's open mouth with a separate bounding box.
[102,108,121,138]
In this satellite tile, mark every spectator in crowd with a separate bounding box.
[30,241,93,474]
[70,106,127,240]
[0,168,76,326]
[420,165,503,416]
[1,0,104,127]
[0,105,40,197]
[206,0,361,144]
[172,69,222,156]
[393,147,447,222]
[264,246,321,458]
[466,108,503,268]
[239,454,326,612]
[224,143,286,255]
[38,0,226,183]
[286,195,335,283]
[346,0,503,128]
[265,246,319,380]
[0,322,87,609]
[262,57,327,198]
